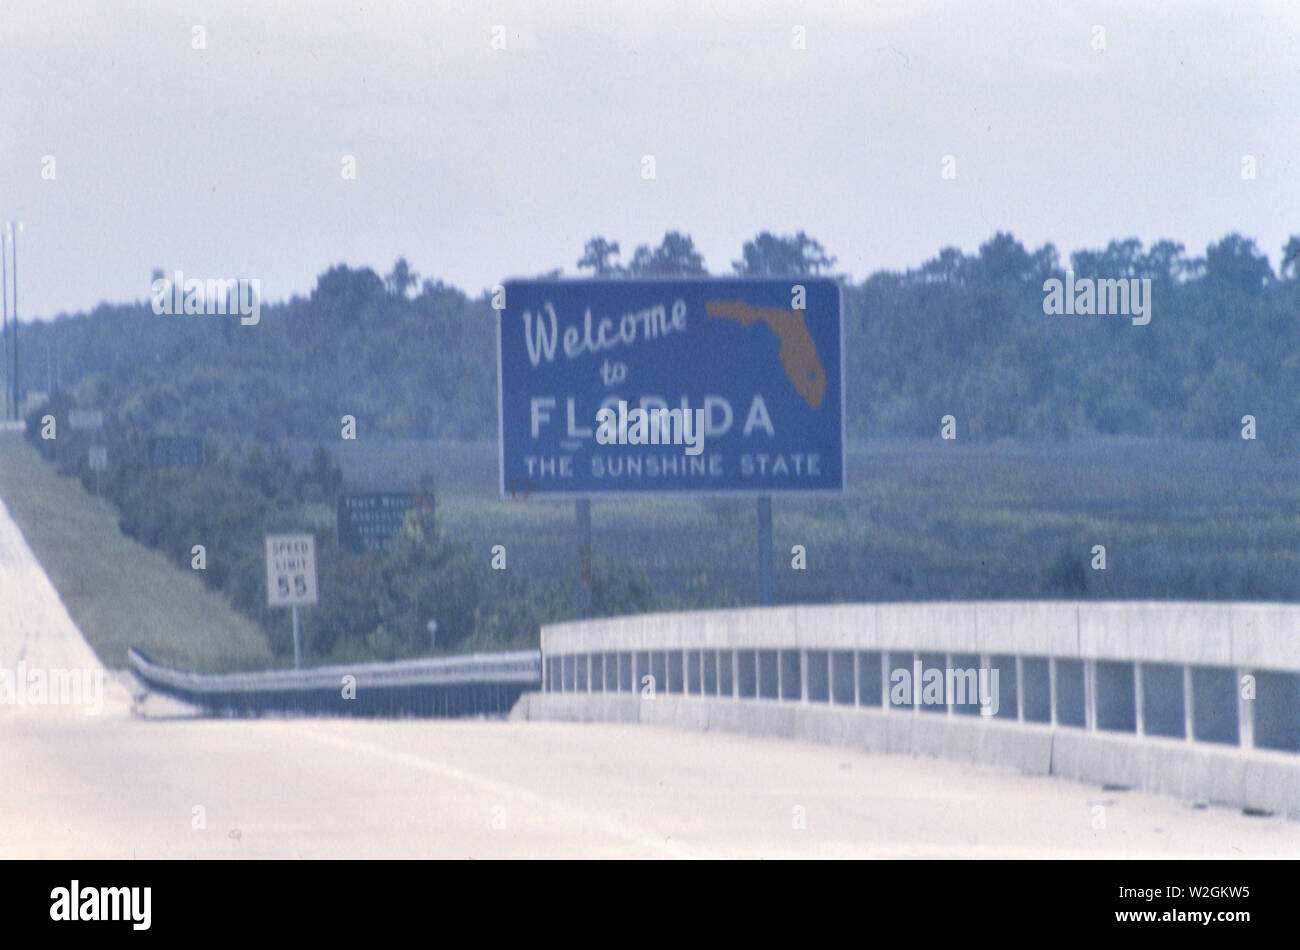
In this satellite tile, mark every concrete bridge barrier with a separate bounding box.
[514,601,1300,816]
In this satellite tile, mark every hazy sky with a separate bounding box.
[4,0,1298,320]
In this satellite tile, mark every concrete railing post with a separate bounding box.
[1182,665,1194,741]
[978,653,990,718]
[1048,657,1058,727]
[1015,656,1024,723]
[1133,663,1144,736]
[1084,660,1097,731]
[945,652,954,716]
[1238,668,1254,749]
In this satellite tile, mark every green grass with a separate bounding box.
[309,436,1300,607]
[9,429,1298,675]
[0,431,272,672]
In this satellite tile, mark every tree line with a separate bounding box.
[17,229,1300,447]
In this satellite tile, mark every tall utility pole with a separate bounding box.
[1,226,8,420]
[9,223,19,420]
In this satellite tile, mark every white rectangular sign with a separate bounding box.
[265,534,318,607]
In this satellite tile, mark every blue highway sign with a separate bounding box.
[498,278,843,496]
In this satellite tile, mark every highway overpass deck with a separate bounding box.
[4,712,1299,859]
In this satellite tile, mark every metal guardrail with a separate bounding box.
[129,648,541,718]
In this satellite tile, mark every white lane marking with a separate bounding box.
[285,723,712,859]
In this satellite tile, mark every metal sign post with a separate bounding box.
[576,498,592,619]
[756,495,773,606]
[266,534,319,669]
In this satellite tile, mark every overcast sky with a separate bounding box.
[4,0,1298,320]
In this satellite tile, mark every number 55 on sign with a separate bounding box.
[265,534,319,607]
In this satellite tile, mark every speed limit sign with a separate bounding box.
[265,534,318,607]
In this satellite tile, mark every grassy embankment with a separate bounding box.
[0,430,271,672]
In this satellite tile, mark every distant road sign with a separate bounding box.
[337,492,420,554]
[69,409,104,431]
[148,436,204,471]
[88,446,108,471]
[498,278,844,496]
[265,534,318,608]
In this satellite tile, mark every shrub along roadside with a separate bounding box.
[22,398,665,667]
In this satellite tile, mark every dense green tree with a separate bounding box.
[1280,236,1300,280]
[577,237,623,275]
[385,258,420,298]
[732,231,835,276]
[626,231,707,276]
[1143,240,1190,284]
[312,263,386,311]
[1204,234,1272,294]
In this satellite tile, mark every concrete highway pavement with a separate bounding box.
[5,711,1300,859]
